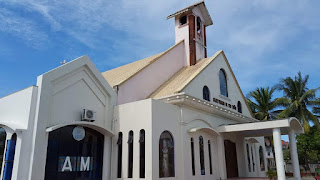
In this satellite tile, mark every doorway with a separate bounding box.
[224,140,239,178]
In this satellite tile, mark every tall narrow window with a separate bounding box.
[246,144,251,172]
[197,17,201,34]
[203,86,210,101]
[159,131,175,178]
[128,131,134,178]
[251,146,255,172]
[139,130,145,178]
[3,133,16,180]
[219,69,228,97]
[199,136,205,175]
[208,140,213,175]
[237,101,242,113]
[117,132,123,178]
[190,138,195,176]
[259,146,265,171]
[0,128,6,176]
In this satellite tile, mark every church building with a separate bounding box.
[0,1,304,180]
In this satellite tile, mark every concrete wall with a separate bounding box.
[183,53,252,118]
[192,6,206,61]
[118,42,186,105]
[175,15,190,66]
[28,56,116,180]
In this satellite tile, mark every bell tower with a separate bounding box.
[167,1,213,66]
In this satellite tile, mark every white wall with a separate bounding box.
[183,53,252,118]
[118,42,186,105]
[28,56,116,180]
[192,6,206,61]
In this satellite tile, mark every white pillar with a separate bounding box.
[273,128,286,180]
[217,135,227,179]
[289,130,301,180]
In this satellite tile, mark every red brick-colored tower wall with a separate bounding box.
[188,15,196,66]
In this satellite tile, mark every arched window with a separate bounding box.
[139,130,145,178]
[3,133,16,180]
[190,138,195,176]
[197,17,201,33]
[246,144,251,172]
[237,101,242,113]
[117,132,123,178]
[159,131,175,178]
[208,140,213,174]
[203,86,210,101]
[259,146,265,171]
[219,69,228,97]
[128,131,134,178]
[0,128,6,175]
[199,136,205,175]
[180,15,187,26]
[251,146,255,172]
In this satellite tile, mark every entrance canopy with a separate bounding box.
[215,117,304,137]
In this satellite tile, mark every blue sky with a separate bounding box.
[0,0,319,100]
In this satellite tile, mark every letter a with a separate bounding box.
[80,157,90,171]
[62,156,73,172]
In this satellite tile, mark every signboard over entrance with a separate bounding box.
[58,156,93,172]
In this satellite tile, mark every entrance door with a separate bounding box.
[45,126,104,180]
[224,140,239,178]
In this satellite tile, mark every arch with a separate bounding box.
[44,126,104,179]
[203,86,210,101]
[159,131,175,178]
[139,129,145,178]
[3,133,17,180]
[237,101,242,113]
[128,131,134,178]
[0,128,6,177]
[46,122,114,136]
[117,132,123,178]
[199,136,205,175]
[247,138,259,143]
[259,146,265,171]
[188,127,220,136]
[289,117,304,133]
[219,69,228,97]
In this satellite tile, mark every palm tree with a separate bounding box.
[277,72,320,132]
[247,86,285,120]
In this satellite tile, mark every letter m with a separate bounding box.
[80,157,91,171]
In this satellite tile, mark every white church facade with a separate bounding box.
[0,1,304,180]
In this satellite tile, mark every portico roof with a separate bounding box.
[215,117,304,137]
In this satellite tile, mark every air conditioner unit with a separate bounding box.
[82,109,96,122]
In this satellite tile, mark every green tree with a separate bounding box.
[277,72,320,132]
[296,126,320,171]
[247,86,286,120]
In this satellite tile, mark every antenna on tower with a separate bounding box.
[60,60,67,65]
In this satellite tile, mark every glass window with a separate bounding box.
[159,131,175,178]
[3,134,17,180]
[190,138,195,176]
[259,146,265,171]
[0,128,6,176]
[199,136,205,175]
[237,101,242,113]
[180,16,187,25]
[117,132,123,178]
[219,69,228,97]
[128,131,134,178]
[251,146,255,172]
[197,17,201,33]
[139,130,145,178]
[208,140,213,175]
[246,144,251,172]
[203,86,210,101]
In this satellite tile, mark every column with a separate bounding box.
[289,129,301,180]
[217,135,227,179]
[273,128,286,180]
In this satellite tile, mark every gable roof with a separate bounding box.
[149,50,222,98]
[167,1,213,26]
[149,50,255,118]
[102,40,184,87]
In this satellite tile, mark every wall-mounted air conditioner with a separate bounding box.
[82,109,96,122]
